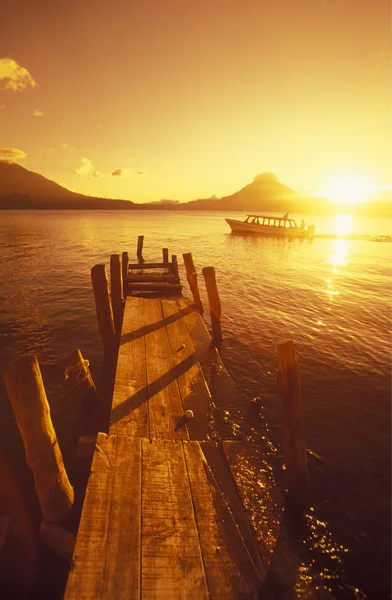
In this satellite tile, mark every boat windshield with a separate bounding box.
[243,215,299,228]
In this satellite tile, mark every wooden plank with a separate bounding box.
[110,296,148,437]
[144,299,188,440]
[129,261,172,270]
[127,275,180,284]
[179,298,241,406]
[128,282,182,293]
[161,299,212,440]
[65,434,142,599]
[103,436,142,599]
[141,439,208,599]
[183,441,265,600]
[65,433,117,599]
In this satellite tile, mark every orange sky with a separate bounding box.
[1,0,390,203]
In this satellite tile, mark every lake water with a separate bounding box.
[0,210,390,599]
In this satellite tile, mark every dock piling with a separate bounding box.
[137,235,144,258]
[91,264,116,360]
[4,356,74,522]
[110,253,124,334]
[121,251,129,297]
[202,266,222,346]
[183,252,204,314]
[172,254,179,278]
[162,248,169,263]
[277,338,309,513]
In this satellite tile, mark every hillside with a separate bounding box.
[1,162,390,215]
[180,172,306,212]
[0,162,135,209]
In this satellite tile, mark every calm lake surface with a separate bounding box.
[0,210,390,599]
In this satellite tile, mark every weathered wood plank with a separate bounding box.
[179,298,241,406]
[141,439,208,599]
[110,296,148,437]
[127,275,180,284]
[144,299,188,440]
[184,441,264,599]
[103,436,142,599]
[162,299,212,440]
[128,282,182,293]
[64,433,117,599]
[65,434,142,599]
[129,261,172,270]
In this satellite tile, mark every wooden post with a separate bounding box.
[172,254,179,278]
[137,235,144,258]
[121,251,129,297]
[162,248,169,263]
[182,252,204,314]
[277,339,309,513]
[64,349,108,435]
[91,264,116,359]
[110,253,124,334]
[202,266,222,346]
[65,349,95,392]
[4,356,74,523]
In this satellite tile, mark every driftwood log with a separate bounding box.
[4,356,74,523]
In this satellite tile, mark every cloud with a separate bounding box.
[61,142,75,151]
[112,168,131,177]
[32,109,44,117]
[0,147,27,162]
[75,157,95,176]
[0,58,37,91]
[93,170,102,178]
[138,170,146,176]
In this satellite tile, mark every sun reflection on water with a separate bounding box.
[325,215,352,300]
[329,239,348,268]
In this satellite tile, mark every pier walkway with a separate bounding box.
[64,260,271,599]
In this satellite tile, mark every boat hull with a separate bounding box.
[225,218,310,238]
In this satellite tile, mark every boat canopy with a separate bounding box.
[244,213,300,229]
[246,212,290,220]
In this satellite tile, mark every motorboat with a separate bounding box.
[225,212,315,238]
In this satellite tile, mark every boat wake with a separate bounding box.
[314,234,392,242]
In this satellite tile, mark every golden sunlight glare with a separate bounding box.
[334,213,353,236]
[325,175,371,205]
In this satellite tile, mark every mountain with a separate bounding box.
[0,161,136,209]
[1,162,390,215]
[179,172,306,212]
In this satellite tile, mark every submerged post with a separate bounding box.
[110,253,124,334]
[4,356,74,522]
[277,339,308,513]
[137,235,144,258]
[162,248,169,263]
[183,252,203,314]
[202,266,222,346]
[91,264,116,360]
[121,251,129,297]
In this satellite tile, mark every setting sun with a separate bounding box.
[325,175,371,206]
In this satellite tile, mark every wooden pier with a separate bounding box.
[64,248,272,599]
